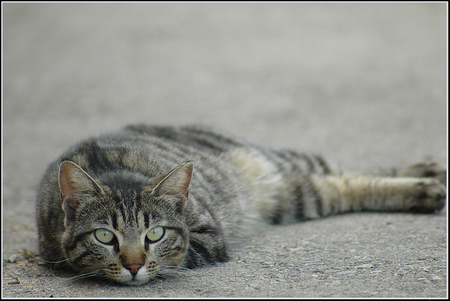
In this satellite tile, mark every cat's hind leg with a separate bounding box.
[309,175,446,217]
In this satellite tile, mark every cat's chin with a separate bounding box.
[121,278,150,286]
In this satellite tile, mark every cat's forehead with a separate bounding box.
[99,170,149,194]
[88,192,180,228]
[89,202,168,230]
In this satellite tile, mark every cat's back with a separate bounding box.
[37,124,253,220]
[47,124,245,176]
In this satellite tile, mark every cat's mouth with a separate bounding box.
[102,264,157,286]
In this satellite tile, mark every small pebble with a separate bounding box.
[9,255,17,263]
[8,279,20,285]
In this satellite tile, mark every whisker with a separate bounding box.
[39,258,71,265]
[157,265,193,279]
[64,270,102,282]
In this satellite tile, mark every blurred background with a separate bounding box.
[2,2,447,253]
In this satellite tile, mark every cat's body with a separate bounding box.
[36,124,446,285]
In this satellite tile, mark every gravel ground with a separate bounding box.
[2,3,447,298]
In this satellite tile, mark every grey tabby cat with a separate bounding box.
[36,124,446,285]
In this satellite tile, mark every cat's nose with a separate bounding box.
[125,264,143,276]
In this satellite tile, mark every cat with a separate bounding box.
[36,124,446,286]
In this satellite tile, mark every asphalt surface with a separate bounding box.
[2,3,447,298]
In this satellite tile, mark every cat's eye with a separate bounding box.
[146,226,165,243]
[94,229,116,245]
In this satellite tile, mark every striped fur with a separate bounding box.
[36,124,446,285]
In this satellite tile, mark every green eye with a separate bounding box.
[95,229,116,244]
[146,227,165,243]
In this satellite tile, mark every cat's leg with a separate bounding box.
[308,174,446,218]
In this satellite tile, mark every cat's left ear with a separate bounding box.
[148,161,194,213]
[59,161,105,223]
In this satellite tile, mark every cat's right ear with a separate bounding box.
[59,161,104,222]
[146,161,194,214]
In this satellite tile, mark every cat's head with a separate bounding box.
[58,160,193,285]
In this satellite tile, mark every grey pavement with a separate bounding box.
[2,3,447,298]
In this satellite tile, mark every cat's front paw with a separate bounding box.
[398,162,446,186]
[409,179,446,213]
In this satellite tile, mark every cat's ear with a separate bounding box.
[59,161,104,221]
[149,161,194,213]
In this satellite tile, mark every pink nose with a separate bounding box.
[125,264,142,276]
